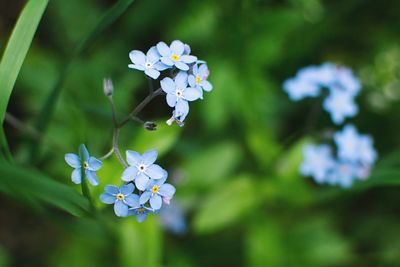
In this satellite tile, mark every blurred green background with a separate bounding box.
[1,0,400,266]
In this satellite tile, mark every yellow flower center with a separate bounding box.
[83,161,89,169]
[196,75,201,85]
[171,54,180,61]
[116,193,125,200]
[137,208,145,213]
[151,185,159,194]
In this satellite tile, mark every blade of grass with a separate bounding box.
[0,0,49,162]
[31,0,135,161]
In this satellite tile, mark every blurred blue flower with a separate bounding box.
[188,63,212,99]
[121,149,166,190]
[300,144,335,184]
[157,40,197,71]
[139,177,176,210]
[128,205,154,223]
[65,144,102,186]
[326,161,359,188]
[100,183,139,217]
[159,202,186,235]
[128,46,169,79]
[161,71,202,120]
[323,87,358,124]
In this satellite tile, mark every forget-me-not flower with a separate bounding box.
[157,40,197,71]
[300,144,335,184]
[65,144,102,186]
[100,183,139,217]
[128,205,154,223]
[121,149,166,190]
[326,161,359,188]
[188,64,212,99]
[128,46,169,79]
[139,177,176,210]
[323,87,358,124]
[283,76,320,101]
[161,71,201,119]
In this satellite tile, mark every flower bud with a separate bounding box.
[103,78,113,97]
[144,121,157,131]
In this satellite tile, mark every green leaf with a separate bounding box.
[0,0,49,160]
[0,161,89,216]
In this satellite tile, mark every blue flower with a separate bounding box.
[159,202,186,235]
[323,87,358,124]
[139,177,176,210]
[128,46,169,79]
[157,40,197,71]
[161,71,202,120]
[65,144,102,186]
[283,76,320,101]
[300,144,335,184]
[128,205,154,223]
[334,124,377,165]
[121,149,166,190]
[100,183,139,217]
[188,63,212,99]
[326,161,359,188]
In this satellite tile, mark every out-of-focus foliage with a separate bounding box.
[1,0,400,266]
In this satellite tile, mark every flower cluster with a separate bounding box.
[129,40,212,126]
[283,63,378,188]
[283,63,361,124]
[301,125,377,188]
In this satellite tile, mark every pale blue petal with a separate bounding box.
[158,183,176,197]
[71,168,82,184]
[88,157,102,171]
[175,99,189,115]
[85,170,99,186]
[166,94,177,107]
[183,87,201,101]
[175,71,188,88]
[146,46,160,63]
[124,194,140,207]
[192,64,199,75]
[126,150,142,166]
[65,153,80,168]
[121,166,139,182]
[150,194,162,210]
[136,213,148,222]
[145,164,165,179]
[129,50,146,65]
[170,40,184,55]
[128,64,145,71]
[160,77,176,94]
[188,75,196,87]
[135,173,150,191]
[142,149,158,165]
[100,192,115,204]
[120,183,135,195]
[175,61,189,71]
[154,62,170,71]
[181,55,197,64]
[161,57,174,66]
[183,44,191,55]
[114,201,128,217]
[199,64,208,77]
[144,68,160,79]
[105,185,119,195]
[201,80,213,92]
[156,175,168,186]
[139,191,152,204]
[157,42,171,56]
[80,144,90,161]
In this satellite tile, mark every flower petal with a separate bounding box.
[183,87,201,101]
[80,144,90,161]
[144,68,160,79]
[139,191,152,204]
[181,55,197,64]
[135,173,150,191]
[161,57,174,66]
[128,64,145,71]
[136,213,148,222]
[124,194,140,207]
[175,99,189,115]
[154,62,170,71]
[126,150,142,166]
[85,170,99,186]
[142,149,158,165]
[120,183,135,195]
[150,194,162,210]
[65,153,80,168]
[174,71,188,88]
[166,94,177,107]
[157,41,171,57]
[121,166,139,182]
[201,80,213,92]
[145,164,165,179]
[129,50,146,65]
[71,168,82,184]
[114,201,128,217]
[105,185,119,195]
[199,64,208,77]
[170,40,184,55]
[146,46,160,63]
[158,183,176,198]
[161,77,176,94]
[188,75,196,88]
[100,192,115,204]
[174,61,189,71]
[88,157,102,171]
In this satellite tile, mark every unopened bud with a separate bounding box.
[144,121,157,131]
[166,115,185,127]
[103,78,113,97]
